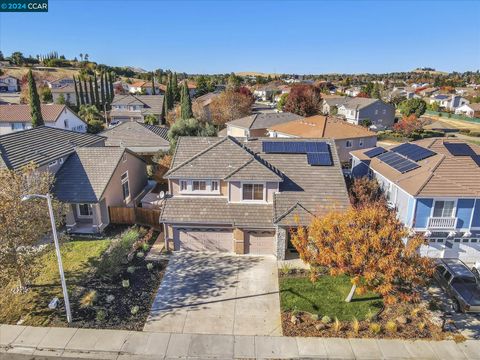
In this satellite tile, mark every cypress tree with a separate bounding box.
[104,72,110,104]
[165,74,174,111]
[89,76,95,106]
[94,73,100,108]
[108,72,114,101]
[28,69,44,127]
[83,78,90,104]
[172,72,179,102]
[73,75,80,107]
[100,71,105,107]
[151,73,156,95]
[78,76,85,105]
[161,95,166,124]
[180,81,193,119]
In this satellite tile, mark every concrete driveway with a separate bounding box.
[144,252,282,336]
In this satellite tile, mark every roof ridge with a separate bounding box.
[223,157,255,179]
[273,202,314,224]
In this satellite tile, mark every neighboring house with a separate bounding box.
[54,147,148,234]
[100,121,170,162]
[51,85,78,106]
[160,136,350,259]
[0,104,87,135]
[0,126,105,173]
[321,96,347,114]
[267,115,377,163]
[48,78,75,89]
[127,80,162,95]
[455,103,480,118]
[192,92,221,121]
[253,85,278,101]
[418,87,439,97]
[110,94,164,124]
[344,87,361,97]
[429,94,469,111]
[0,75,20,92]
[350,138,480,262]
[333,98,395,130]
[226,112,303,138]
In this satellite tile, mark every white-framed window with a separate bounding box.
[193,180,207,191]
[359,139,364,147]
[121,172,130,201]
[77,203,93,217]
[180,180,188,192]
[10,122,25,131]
[346,140,353,148]
[433,200,455,217]
[211,181,219,192]
[48,160,58,167]
[242,183,264,201]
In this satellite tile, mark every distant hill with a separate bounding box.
[235,71,280,78]
[125,66,148,74]
[412,68,448,75]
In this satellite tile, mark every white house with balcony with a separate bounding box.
[350,138,480,263]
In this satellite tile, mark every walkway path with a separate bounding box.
[1,324,479,359]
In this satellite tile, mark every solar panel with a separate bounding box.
[262,141,329,154]
[472,155,480,167]
[391,143,436,162]
[307,152,332,166]
[444,143,476,156]
[364,147,387,158]
[377,151,420,173]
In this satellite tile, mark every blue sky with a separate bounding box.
[0,0,479,74]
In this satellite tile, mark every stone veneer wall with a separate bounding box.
[276,227,287,259]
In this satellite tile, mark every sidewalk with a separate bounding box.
[1,324,480,359]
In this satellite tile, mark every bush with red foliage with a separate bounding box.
[283,84,322,116]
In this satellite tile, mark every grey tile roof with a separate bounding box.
[160,197,274,228]
[111,94,164,115]
[54,147,127,203]
[0,126,105,170]
[227,112,303,130]
[100,121,169,150]
[162,136,350,227]
[339,98,380,110]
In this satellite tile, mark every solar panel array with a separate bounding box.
[377,152,420,173]
[391,143,436,161]
[444,143,476,156]
[364,147,387,158]
[262,141,332,166]
[472,155,480,167]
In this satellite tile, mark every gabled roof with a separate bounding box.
[100,121,169,151]
[338,98,380,110]
[269,115,376,140]
[0,126,105,170]
[0,104,82,123]
[111,94,164,115]
[54,147,139,203]
[351,138,480,197]
[227,112,303,130]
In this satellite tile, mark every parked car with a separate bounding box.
[472,261,480,282]
[433,258,480,313]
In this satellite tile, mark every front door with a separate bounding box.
[76,203,93,219]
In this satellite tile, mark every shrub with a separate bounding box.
[369,323,382,335]
[95,309,106,321]
[142,242,150,252]
[333,317,342,333]
[417,322,426,331]
[280,263,291,276]
[136,251,145,258]
[410,307,422,318]
[127,266,136,274]
[79,290,97,308]
[321,315,332,324]
[122,279,130,288]
[352,317,360,335]
[310,313,319,321]
[385,321,398,333]
[428,299,440,311]
[365,309,376,322]
[146,263,154,271]
[130,305,139,315]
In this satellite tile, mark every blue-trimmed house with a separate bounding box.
[350,138,480,263]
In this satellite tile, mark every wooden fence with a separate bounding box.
[109,206,161,229]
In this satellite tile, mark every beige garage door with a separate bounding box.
[246,231,276,255]
[174,228,233,252]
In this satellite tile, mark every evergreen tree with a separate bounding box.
[94,73,100,108]
[165,74,174,111]
[89,76,95,106]
[27,69,44,127]
[172,72,179,102]
[151,72,156,95]
[73,75,80,107]
[78,76,85,105]
[195,75,209,97]
[108,72,114,101]
[83,77,90,104]
[161,95,166,124]
[104,72,110,104]
[100,71,106,107]
[180,81,193,119]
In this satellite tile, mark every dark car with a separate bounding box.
[434,258,480,313]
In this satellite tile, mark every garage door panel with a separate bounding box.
[174,228,233,252]
[247,231,275,255]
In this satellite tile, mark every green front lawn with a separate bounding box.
[0,239,110,326]
[279,275,383,321]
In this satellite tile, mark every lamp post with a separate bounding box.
[21,193,72,324]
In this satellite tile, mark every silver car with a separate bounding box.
[434,258,480,313]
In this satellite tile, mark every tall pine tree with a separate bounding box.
[73,75,80,107]
[151,72,156,95]
[78,76,85,105]
[108,72,114,102]
[104,72,110,105]
[94,73,100,108]
[89,76,95,106]
[180,81,193,119]
[165,74,174,111]
[28,69,44,127]
[172,72,179,102]
[161,95,166,124]
[100,71,106,107]
[83,77,90,104]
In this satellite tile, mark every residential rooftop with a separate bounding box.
[0,104,81,123]
[227,112,303,130]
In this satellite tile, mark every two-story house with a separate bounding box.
[267,115,377,163]
[110,94,164,124]
[429,94,469,111]
[0,75,20,92]
[333,98,395,130]
[226,112,303,138]
[159,136,350,259]
[0,104,87,135]
[350,138,480,262]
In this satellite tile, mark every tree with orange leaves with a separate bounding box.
[291,204,433,304]
[393,114,426,136]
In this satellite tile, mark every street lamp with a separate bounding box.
[21,193,72,324]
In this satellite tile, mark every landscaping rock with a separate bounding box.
[396,315,408,325]
[315,323,326,331]
[290,315,300,325]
